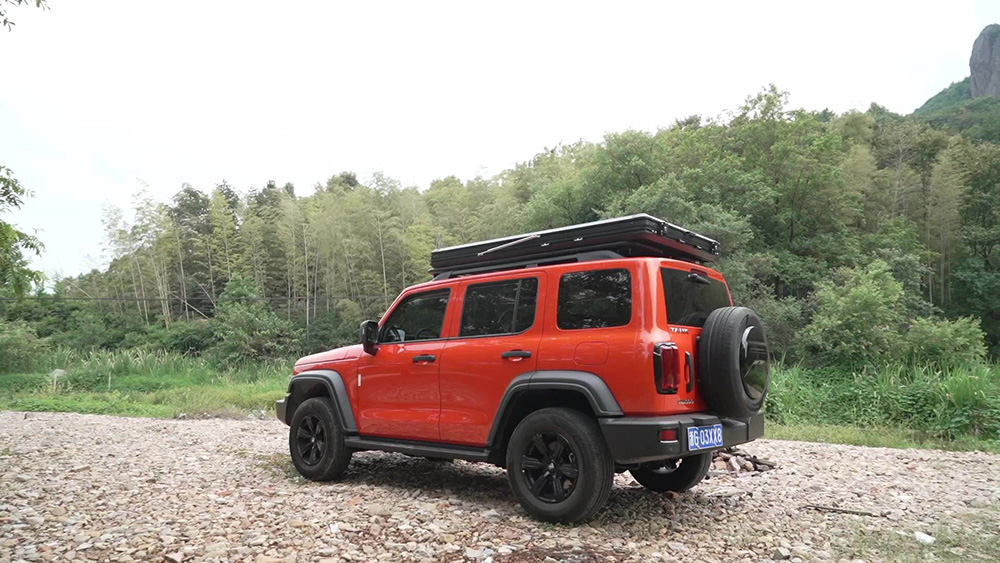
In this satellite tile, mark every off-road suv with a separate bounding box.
[276,214,769,522]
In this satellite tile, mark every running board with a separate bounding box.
[344,436,491,462]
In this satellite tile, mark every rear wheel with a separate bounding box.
[289,397,352,481]
[630,453,711,493]
[505,407,613,523]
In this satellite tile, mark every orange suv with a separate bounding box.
[276,214,770,522]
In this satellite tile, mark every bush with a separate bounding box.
[0,320,49,373]
[800,260,903,366]
[210,276,300,368]
[902,316,988,366]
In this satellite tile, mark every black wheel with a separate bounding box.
[505,407,613,523]
[698,307,771,418]
[289,397,352,481]
[630,453,712,493]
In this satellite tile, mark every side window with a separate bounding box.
[380,289,450,343]
[460,278,539,337]
[557,269,631,330]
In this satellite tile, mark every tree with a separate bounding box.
[0,166,43,296]
[1,0,46,31]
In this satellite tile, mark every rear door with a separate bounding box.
[660,265,733,407]
[438,274,545,445]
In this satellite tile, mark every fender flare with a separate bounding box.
[486,370,623,447]
[286,370,358,433]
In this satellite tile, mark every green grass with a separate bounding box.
[0,348,289,418]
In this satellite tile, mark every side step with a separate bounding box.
[344,436,491,463]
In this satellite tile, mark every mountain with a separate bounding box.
[913,24,1000,142]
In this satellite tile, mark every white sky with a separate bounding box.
[2,0,998,278]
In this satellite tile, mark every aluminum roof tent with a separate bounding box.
[429,214,720,277]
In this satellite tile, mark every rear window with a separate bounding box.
[661,268,731,327]
[558,269,632,330]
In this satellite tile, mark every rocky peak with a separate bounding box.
[970,24,1000,97]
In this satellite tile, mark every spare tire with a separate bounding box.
[697,307,770,418]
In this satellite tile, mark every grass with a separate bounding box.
[838,509,1000,562]
[767,423,1000,454]
[0,348,289,419]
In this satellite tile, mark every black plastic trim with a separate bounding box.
[486,370,624,446]
[599,412,764,464]
[283,370,358,433]
[344,436,490,462]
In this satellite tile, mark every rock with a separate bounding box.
[727,457,741,472]
[971,24,1000,97]
[25,516,44,526]
[164,553,183,563]
[69,464,90,473]
[773,546,791,560]
[49,506,67,516]
[914,531,935,545]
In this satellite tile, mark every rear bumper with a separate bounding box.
[275,396,289,425]
[599,412,764,464]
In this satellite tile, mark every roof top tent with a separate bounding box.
[430,213,720,279]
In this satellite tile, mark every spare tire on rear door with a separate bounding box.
[697,307,770,418]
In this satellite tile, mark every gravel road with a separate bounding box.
[2,412,998,563]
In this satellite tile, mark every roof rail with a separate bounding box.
[433,250,623,280]
[430,214,719,276]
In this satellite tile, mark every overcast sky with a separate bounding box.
[2,1,998,278]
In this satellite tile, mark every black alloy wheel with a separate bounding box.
[288,397,352,481]
[295,414,326,466]
[505,407,613,523]
[520,433,580,503]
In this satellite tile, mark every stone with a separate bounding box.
[49,507,67,516]
[25,516,44,526]
[914,531,935,545]
[772,546,791,560]
[164,553,183,563]
[971,24,1000,97]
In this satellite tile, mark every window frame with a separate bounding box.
[378,288,453,344]
[556,267,633,331]
[456,276,540,340]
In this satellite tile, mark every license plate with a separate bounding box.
[687,423,724,451]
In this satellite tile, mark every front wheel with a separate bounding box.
[630,452,711,493]
[505,407,614,523]
[289,397,352,481]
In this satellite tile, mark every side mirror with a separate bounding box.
[360,320,379,356]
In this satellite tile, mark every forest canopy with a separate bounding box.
[4,86,999,366]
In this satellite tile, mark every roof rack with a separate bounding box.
[430,214,719,278]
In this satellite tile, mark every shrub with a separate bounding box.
[799,260,903,366]
[210,276,300,368]
[0,320,49,373]
[902,316,988,366]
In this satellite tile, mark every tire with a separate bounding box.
[630,453,711,493]
[289,397,352,481]
[505,407,614,523]
[698,306,771,418]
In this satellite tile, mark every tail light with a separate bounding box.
[653,342,681,394]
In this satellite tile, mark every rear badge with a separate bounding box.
[669,327,690,334]
[678,399,695,405]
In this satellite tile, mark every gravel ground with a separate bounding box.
[2,411,999,563]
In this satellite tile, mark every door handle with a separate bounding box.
[501,350,532,360]
[412,354,436,364]
[685,351,694,392]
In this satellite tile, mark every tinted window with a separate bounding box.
[558,269,631,330]
[661,268,732,327]
[381,289,450,343]
[460,278,538,337]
